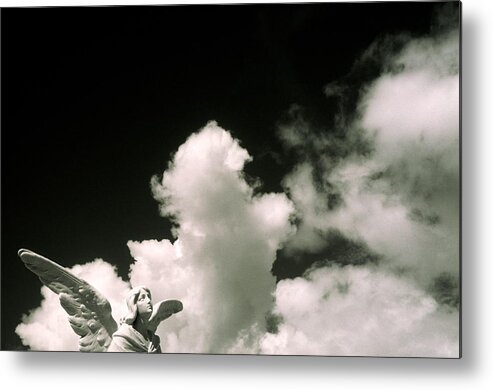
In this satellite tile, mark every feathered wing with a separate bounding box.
[18,249,118,352]
[148,299,183,333]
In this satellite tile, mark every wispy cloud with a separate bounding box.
[269,6,459,356]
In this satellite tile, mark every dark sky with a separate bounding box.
[1,2,441,351]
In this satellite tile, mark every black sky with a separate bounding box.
[1,2,443,350]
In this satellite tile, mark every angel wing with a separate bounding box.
[147,299,183,333]
[18,249,118,352]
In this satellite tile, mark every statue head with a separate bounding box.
[122,286,153,325]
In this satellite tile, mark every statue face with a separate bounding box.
[136,289,153,317]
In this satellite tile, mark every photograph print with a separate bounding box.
[1,1,461,356]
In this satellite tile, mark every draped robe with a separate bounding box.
[107,324,161,353]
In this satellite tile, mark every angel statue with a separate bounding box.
[18,249,183,353]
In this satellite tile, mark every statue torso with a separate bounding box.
[107,324,161,353]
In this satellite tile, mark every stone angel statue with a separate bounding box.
[18,249,183,353]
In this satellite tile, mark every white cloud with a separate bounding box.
[132,121,295,353]
[362,70,459,160]
[352,27,459,283]
[261,265,459,357]
[280,24,459,287]
[273,17,459,357]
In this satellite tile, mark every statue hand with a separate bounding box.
[148,344,158,353]
[148,299,183,332]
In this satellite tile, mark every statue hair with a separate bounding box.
[121,286,152,325]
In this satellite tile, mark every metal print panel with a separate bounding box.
[1,1,461,357]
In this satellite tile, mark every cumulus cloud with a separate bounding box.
[130,121,294,353]
[261,265,459,357]
[16,259,130,351]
